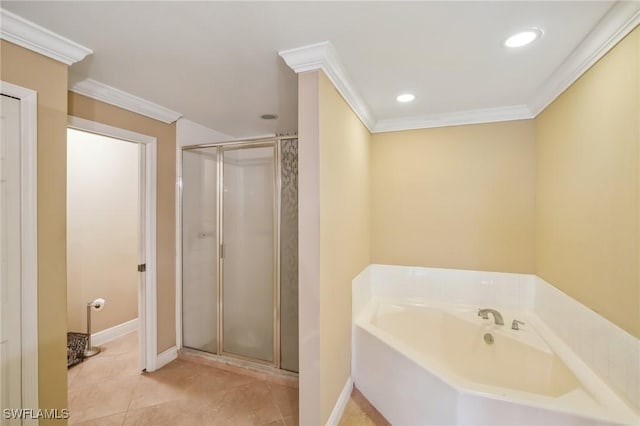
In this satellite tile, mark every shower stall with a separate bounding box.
[181,137,298,372]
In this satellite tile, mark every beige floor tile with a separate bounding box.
[257,419,285,426]
[124,398,205,426]
[250,404,283,426]
[100,332,138,356]
[70,350,140,390]
[338,388,390,426]
[268,381,299,418]
[128,361,201,410]
[68,331,305,426]
[68,375,139,424]
[240,381,275,410]
[339,399,376,426]
[282,415,298,426]
[242,381,283,425]
[186,363,258,402]
[67,363,85,389]
[201,387,255,426]
[199,379,285,426]
[72,412,126,426]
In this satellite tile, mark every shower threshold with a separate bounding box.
[178,347,299,388]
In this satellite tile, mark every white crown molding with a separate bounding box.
[0,8,92,65]
[279,43,536,133]
[279,41,376,132]
[374,105,534,133]
[71,78,182,124]
[282,3,639,133]
[528,1,640,116]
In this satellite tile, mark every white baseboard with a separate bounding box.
[156,346,178,369]
[326,376,353,426]
[91,318,138,346]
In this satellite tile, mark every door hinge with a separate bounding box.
[137,264,146,272]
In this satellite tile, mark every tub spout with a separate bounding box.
[477,308,504,325]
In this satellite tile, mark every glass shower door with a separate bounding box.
[182,148,218,353]
[221,145,276,362]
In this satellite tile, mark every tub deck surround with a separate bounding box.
[351,265,640,425]
[353,264,536,318]
[534,276,640,411]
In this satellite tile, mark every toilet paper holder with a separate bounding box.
[84,298,106,358]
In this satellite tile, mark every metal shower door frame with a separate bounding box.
[181,136,295,369]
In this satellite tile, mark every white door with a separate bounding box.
[1,94,23,423]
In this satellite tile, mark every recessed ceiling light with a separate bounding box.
[261,114,278,120]
[396,93,415,103]
[504,29,542,48]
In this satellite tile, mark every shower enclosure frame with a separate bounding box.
[180,136,297,370]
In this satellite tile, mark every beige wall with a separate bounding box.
[535,27,640,338]
[371,120,536,273]
[67,129,139,333]
[298,70,371,425]
[0,40,69,423]
[68,93,177,352]
[318,72,371,422]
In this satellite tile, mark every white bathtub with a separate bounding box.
[353,298,638,425]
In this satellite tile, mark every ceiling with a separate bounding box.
[2,1,621,138]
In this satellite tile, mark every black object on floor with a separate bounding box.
[67,332,89,368]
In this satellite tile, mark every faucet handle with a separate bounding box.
[477,309,489,319]
[512,319,525,330]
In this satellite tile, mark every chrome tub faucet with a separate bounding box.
[478,308,504,325]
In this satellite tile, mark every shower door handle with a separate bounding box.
[220,244,224,259]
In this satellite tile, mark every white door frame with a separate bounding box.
[175,146,182,351]
[0,81,39,419]
[67,116,159,372]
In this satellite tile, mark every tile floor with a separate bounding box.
[338,389,390,426]
[67,331,387,426]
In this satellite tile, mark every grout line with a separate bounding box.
[270,383,288,426]
[122,376,137,425]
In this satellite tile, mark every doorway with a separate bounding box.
[66,117,158,373]
[66,126,141,368]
